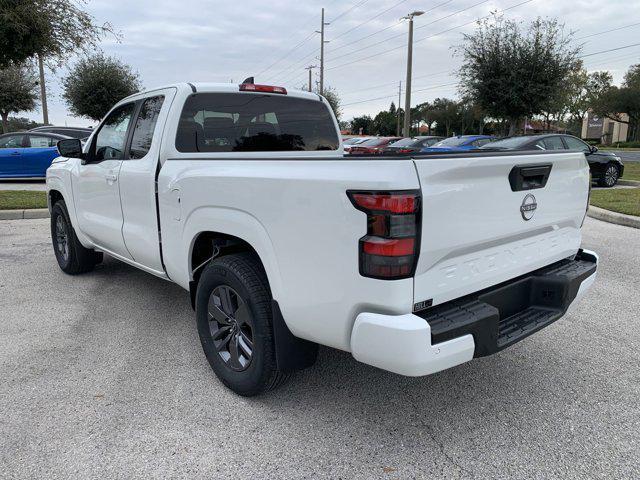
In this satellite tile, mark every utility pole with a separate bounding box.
[397,81,402,136]
[305,65,317,92]
[316,8,329,96]
[402,11,424,136]
[37,55,49,125]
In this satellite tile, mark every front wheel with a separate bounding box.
[195,253,288,396]
[50,200,102,274]
[598,163,620,187]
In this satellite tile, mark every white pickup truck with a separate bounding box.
[47,82,598,396]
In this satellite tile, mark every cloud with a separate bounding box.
[26,0,640,125]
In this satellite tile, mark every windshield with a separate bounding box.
[479,136,531,149]
[359,137,389,146]
[433,137,472,147]
[343,138,362,145]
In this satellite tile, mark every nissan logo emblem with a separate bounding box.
[520,194,537,221]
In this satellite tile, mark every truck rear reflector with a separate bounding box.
[348,190,421,279]
[239,83,288,94]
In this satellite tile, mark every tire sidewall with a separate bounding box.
[51,202,72,271]
[195,261,272,395]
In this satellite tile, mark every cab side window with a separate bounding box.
[129,96,165,159]
[94,103,135,161]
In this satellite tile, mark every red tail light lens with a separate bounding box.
[239,83,287,94]
[348,190,421,279]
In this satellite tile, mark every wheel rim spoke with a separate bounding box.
[238,331,253,358]
[207,285,254,372]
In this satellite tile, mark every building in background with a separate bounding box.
[581,111,629,145]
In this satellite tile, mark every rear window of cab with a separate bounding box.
[175,93,339,153]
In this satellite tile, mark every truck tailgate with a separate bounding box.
[412,151,590,308]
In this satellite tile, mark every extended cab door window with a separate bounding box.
[128,96,165,159]
[93,103,135,161]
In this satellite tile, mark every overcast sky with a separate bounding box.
[28,0,640,126]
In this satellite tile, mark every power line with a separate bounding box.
[327,0,534,72]
[256,0,342,79]
[580,42,640,58]
[327,0,455,54]
[575,21,640,41]
[257,31,316,78]
[330,0,411,43]
[328,0,490,64]
[329,0,370,23]
[342,81,458,106]
[341,70,452,96]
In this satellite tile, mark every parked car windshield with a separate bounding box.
[388,138,422,147]
[358,137,390,146]
[433,137,472,147]
[176,93,339,152]
[479,136,532,149]
[343,138,362,145]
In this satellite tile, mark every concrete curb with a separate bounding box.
[0,208,49,220]
[618,179,640,187]
[588,205,640,229]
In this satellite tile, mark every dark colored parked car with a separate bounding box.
[0,132,70,178]
[348,136,402,155]
[382,136,444,154]
[421,135,496,152]
[480,134,624,187]
[29,126,93,141]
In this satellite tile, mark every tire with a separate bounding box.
[50,200,102,274]
[598,163,619,188]
[195,253,288,396]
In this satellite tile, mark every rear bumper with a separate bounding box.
[350,249,598,376]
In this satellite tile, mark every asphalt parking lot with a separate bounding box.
[1,217,638,479]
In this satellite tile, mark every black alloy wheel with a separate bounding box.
[207,285,254,372]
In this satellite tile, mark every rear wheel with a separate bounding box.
[51,200,102,274]
[598,163,619,187]
[195,253,288,396]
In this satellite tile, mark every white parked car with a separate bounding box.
[47,82,598,396]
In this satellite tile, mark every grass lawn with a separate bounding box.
[590,188,640,217]
[623,162,640,182]
[0,191,47,210]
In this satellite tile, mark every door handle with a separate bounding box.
[105,173,118,183]
[10,152,20,156]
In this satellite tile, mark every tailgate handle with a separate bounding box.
[508,164,552,191]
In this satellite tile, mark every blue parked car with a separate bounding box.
[0,132,70,178]
[420,135,496,152]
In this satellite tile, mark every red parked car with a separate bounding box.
[348,136,402,154]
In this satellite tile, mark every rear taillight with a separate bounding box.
[348,190,421,279]
[239,83,287,94]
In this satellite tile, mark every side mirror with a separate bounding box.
[57,138,84,159]
[590,145,598,154]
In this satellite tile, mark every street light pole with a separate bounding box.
[397,81,402,136]
[402,11,424,136]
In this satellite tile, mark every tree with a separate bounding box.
[320,86,342,121]
[564,69,612,135]
[458,16,580,135]
[0,62,38,133]
[62,54,140,121]
[429,98,460,137]
[0,0,115,67]
[593,64,640,141]
[350,115,374,135]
